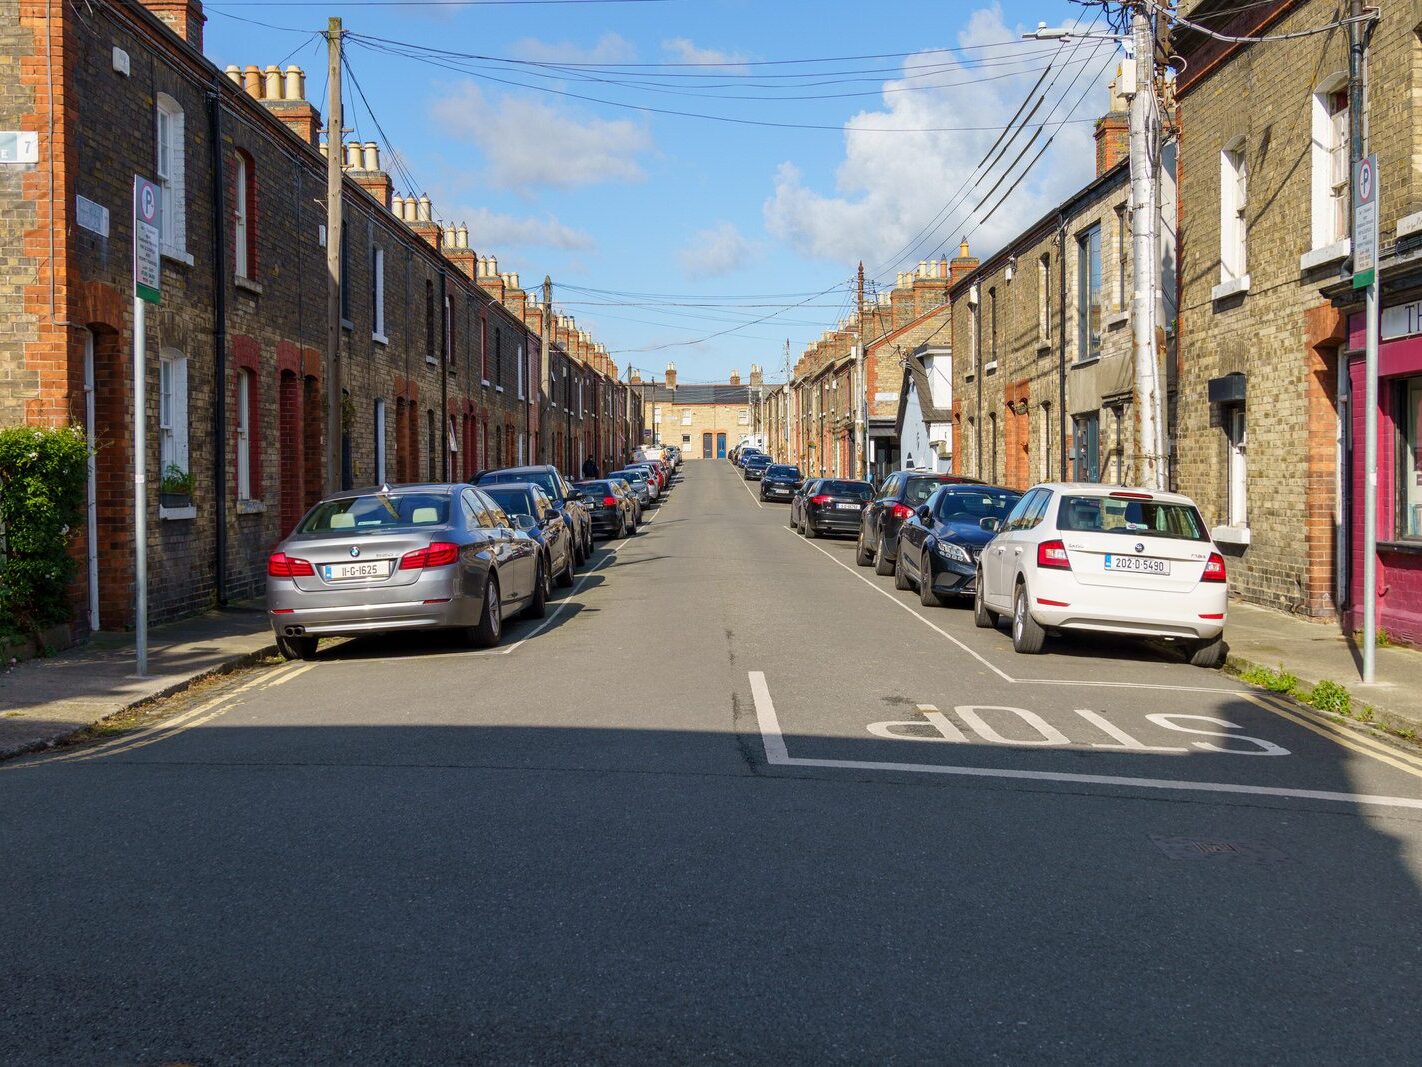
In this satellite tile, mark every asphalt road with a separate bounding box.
[3,460,1422,1064]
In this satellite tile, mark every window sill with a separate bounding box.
[236,498,266,515]
[161,246,194,267]
[159,504,197,521]
[1211,275,1251,302]
[234,275,263,296]
[341,318,353,332]
[964,371,975,383]
[1212,523,1251,546]
[1300,239,1349,272]
[426,355,438,365]
[372,332,389,346]
[984,361,998,375]
[495,385,505,393]
[1036,341,1052,356]
[1379,539,1422,556]
[1071,356,1100,370]
[1105,310,1129,328]
[481,379,491,388]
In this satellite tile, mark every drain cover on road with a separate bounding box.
[1150,835,1290,863]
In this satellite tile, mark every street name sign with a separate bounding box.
[132,175,161,304]
[1353,153,1377,290]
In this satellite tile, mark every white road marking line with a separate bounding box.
[748,671,1422,811]
[490,536,629,655]
[738,471,765,509]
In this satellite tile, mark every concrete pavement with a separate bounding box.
[1,460,1420,1063]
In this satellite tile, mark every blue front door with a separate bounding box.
[716,433,727,458]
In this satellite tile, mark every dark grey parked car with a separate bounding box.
[478,465,594,563]
[480,482,578,590]
[266,483,546,659]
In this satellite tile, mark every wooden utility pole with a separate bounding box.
[324,17,344,494]
[542,274,553,463]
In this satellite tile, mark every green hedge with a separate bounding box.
[0,425,89,640]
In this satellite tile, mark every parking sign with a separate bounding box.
[133,176,161,304]
[1353,154,1377,290]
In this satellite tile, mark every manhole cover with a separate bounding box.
[1150,835,1290,864]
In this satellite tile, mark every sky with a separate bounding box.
[202,0,1122,384]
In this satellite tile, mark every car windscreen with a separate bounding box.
[747,456,771,466]
[818,480,873,500]
[765,466,801,479]
[904,477,951,505]
[482,486,533,517]
[609,470,645,483]
[574,481,613,497]
[481,470,560,499]
[1058,494,1209,541]
[935,487,1020,522]
[298,492,450,535]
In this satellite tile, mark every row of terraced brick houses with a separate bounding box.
[0,0,643,630]
[775,0,1422,645]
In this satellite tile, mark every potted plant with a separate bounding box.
[159,463,194,509]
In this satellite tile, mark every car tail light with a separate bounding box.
[810,494,831,505]
[399,541,460,570]
[602,495,618,507]
[1037,539,1071,570]
[1202,552,1227,583]
[1109,491,1153,500]
[267,552,314,578]
[889,503,914,520]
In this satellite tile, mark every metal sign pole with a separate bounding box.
[1353,153,1378,684]
[131,175,161,678]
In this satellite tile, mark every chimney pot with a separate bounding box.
[487,255,497,275]
[285,65,303,100]
[457,224,469,249]
[225,64,241,86]
[264,64,281,99]
[443,225,456,247]
[509,272,519,289]
[343,142,361,170]
[417,195,432,222]
[403,198,418,223]
[243,64,261,97]
[391,194,404,216]
[362,141,379,171]
[959,240,970,258]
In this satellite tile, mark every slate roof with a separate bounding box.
[907,355,950,422]
[636,383,765,404]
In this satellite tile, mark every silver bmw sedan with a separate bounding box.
[266,483,547,659]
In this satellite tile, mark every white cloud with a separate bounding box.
[678,222,760,279]
[458,207,596,252]
[508,33,636,65]
[661,37,751,74]
[763,5,1106,271]
[431,82,652,190]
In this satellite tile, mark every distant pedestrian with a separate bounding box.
[582,455,599,478]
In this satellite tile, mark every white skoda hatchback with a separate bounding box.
[973,484,1229,667]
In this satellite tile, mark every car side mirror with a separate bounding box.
[567,490,583,501]
[980,517,1000,532]
[515,513,538,531]
[917,505,932,522]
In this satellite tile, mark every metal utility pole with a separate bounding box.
[324,17,344,495]
[852,261,865,480]
[1127,4,1164,491]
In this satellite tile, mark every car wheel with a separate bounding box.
[919,555,946,607]
[855,530,874,566]
[468,574,503,648]
[524,557,549,619]
[584,528,595,558]
[973,573,999,628]
[1189,633,1226,669]
[894,547,913,590]
[874,534,895,576]
[275,632,318,661]
[574,532,586,565]
[1011,582,1046,655]
[556,547,575,588]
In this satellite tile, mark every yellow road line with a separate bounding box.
[1241,693,1422,781]
[1255,693,1422,770]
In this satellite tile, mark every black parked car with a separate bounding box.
[759,464,803,502]
[893,483,1022,606]
[788,478,822,531]
[742,454,772,481]
[573,479,637,539]
[796,479,874,538]
[856,470,984,576]
[478,465,594,564]
[480,482,578,589]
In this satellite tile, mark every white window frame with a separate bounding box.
[1219,142,1247,284]
[516,343,525,399]
[372,246,387,343]
[1037,253,1051,343]
[374,398,387,484]
[233,152,250,279]
[1115,204,1130,309]
[1227,407,1248,527]
[155,94,187,258]
[236,368,252,499]
[681,410,692,426]
[1310,78,1350,251]
[159,350,189,476]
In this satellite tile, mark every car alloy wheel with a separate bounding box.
[469,576,503,648]
[894,547,913,590]
[919,554,945,607]
[973,573,999,628]
[1011,583,1046,655]
[525,558,548,620]
[855,530,874,566]
[874,533,895,575]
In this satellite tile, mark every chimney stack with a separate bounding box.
[139,1,206,51]
[950,239,979,286]
[243,61,321,146]
[1094,66,1130,175]
[665,363,677,389]
[749,364,763,386]
[729,369,741,386]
